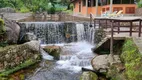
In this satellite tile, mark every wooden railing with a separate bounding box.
[94,18,142,37]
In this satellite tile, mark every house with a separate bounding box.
[71,0,137,16]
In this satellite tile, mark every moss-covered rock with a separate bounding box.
[0,41,41,76]
[80,71,98,80]
[43,46,61,60]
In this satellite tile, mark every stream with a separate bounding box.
[25,41,95,80]
[19,22,96,80]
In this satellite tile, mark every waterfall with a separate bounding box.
[19,22,95,44]
[20,22,96,80]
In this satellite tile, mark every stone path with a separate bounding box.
[133,37,142,54]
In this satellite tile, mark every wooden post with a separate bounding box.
[106,19,107,28]
[94,19,96,28]
[130,21,133,36]
[110,20,114,55]
[139,20,142,37]
[118,22,120,34]
[99,19,101,28]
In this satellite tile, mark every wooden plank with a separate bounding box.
[118,22,120,34]
[113,31,139,32]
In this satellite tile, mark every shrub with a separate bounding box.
[48,7,56,14]
[19,6,30,13]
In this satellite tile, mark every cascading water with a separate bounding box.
[19,22,94,44]
[20,22,96,80]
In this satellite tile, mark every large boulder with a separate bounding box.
[4,19,20,44]
[91,55,121,72]
[0,41,41,73]
[43,46,61,60]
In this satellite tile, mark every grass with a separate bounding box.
[121,38,142,80]
[0,59,39,77]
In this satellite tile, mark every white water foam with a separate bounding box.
[55,41,95,73]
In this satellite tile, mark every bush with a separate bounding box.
[19,6,30,13]
[48,7,56,14]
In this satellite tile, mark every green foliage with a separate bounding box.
[137,1,142,8]
[0,0,72,13]
[19,6,30,13]
[48,7,56,14]
[121,38,142,80]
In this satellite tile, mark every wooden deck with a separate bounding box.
[93,17,142,37]
[90,16,142,54]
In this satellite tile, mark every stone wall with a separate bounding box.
[135,8,142,16]
[60,14,90,22]
[20,13,90,22]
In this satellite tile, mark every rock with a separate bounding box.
[92,55,109,71]
[4,19,20,44]
[80,71,98,80]
[24,40,40,52]
[0,7,15,13]
[19,32,37,43]
[0,41,41,72]
[92,55,121,72]
[43,46,61,60]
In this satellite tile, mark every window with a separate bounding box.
[126,7,135,14]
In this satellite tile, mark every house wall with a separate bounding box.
[135,8,142,16]
[102,4,136,14]
[73,0,137,16]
